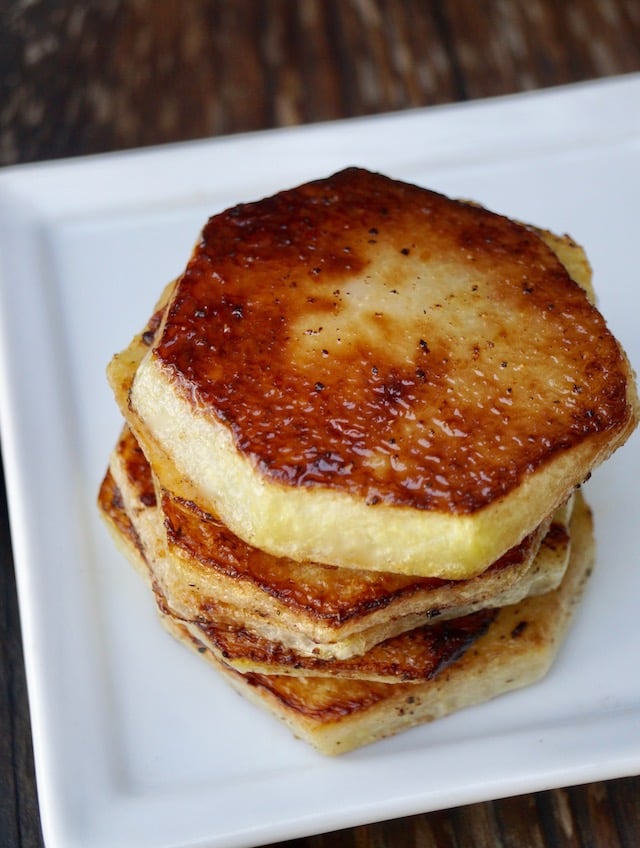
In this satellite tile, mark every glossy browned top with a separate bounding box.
[199,608,495,682]
[155,167,631,512]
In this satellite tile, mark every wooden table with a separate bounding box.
[1,2,639,846]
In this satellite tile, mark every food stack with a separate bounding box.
[98,168,638,754]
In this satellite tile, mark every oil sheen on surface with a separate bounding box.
[155,168,630,513]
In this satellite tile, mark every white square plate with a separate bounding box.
[1,75,639,848]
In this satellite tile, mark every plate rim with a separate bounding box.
[1,73,640,848]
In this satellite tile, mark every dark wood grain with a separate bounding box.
[0,462,42,847]
[1,1,639,846]
[5,0,640,167]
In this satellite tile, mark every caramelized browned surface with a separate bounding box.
[102,478,593,730]
[539,520,570,556]
[119,430,157,509]
[100,445,495,682]
[164,489,538,624]
[233,665,403,721]
[197,608,496,681]
[98,468,144,556]
[155,168,632,513]
[216,490,593,726]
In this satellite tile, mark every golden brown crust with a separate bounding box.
[97,456,497,684]
[97,469,153,586]
[99,169,627,752]
[162,485,542,627]
[108,424,569,661]
[154,168,634,513]
[98,469,142,555]
[189,609,496,683]
[161,491,594,754]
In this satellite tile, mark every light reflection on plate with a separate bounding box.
[0,73,639,848]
